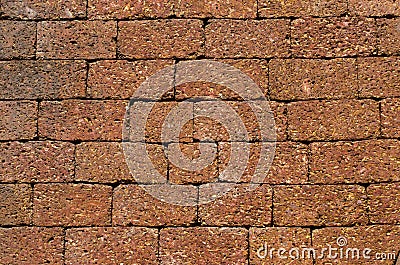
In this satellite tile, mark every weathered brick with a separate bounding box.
[37,21,117,59]
[0,141,74,183]
[0,21,35,59]
[39,100,126,141]
[368,183,400,224]
[271,102,287,141]
[288,99,380,141]
[0,0,86,19]
[359,57,400,98]
[313,226,400,265]
[250,227,312,265]
[198,184,272,226]
[0,101,37,140]
[113,185,197,226]
[206,19,290,58]
[291,17,377,58]
[88,60,174,99]
[65,227,158,265]
[259,0,347,17]
[0,60,86,100]
[0,184,31,225]
[160,227,248,265]
[119,20,203,59]
[377,18,400,56]
[0,227,63,265]
[274,185,368,226]
[33,184,112,226]
[381,98,400,138]
[270,58,358,100]
[349,0,400,16]
[310,140,400,184]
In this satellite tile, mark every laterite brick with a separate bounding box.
[0,101,37,140]
[381,98,400,138]
[377,18,400,56]
[368,183,400,224]
[0,184,32,225]
[0,21,36,59]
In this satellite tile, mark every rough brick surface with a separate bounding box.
[288,99,380,141]
[37,21,117,59]
[0,227,64,265]
[0,101,37,140]
[377,18,400,56]
[160,227,248,265]
[274,185,368,226]
[381,98,400,138]
[349,0,400,16]
[33,184,112,226]
[0,21,36,59]
[310,140,400,184]
[0,184,31,225]
[65,227,158,265]
[119,20,203,59]
[368,183,400,224]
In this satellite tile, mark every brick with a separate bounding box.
[198,184,272,226]
[271,102,287,141]
[359,57,400,98]
[37,21,117,59]
[65,227,158,265]
[312,226,400,265]
[381,98,400,138]
[160,227,248,265]
[310,140,400,184]
[291,18,377,58]
[274,185,368,226]
[119,20,203,59]
[259,0,347,17]
[270,58,358,100]
[0,101,37,140]
[0,141,74,183]
[206,19,290,58]
[0,0,86,19]
[39,100,126,141]
[250,227,312,265]
[288,99,380,141]
[349,0,400,16]
[377,18,400,56]
[0,227,63,265]
[368,183,400,224]
[33,184,112,226]
[0,184,31,225]
[88,60,174,99]
[113,185,197,226]
[0,60,86,100]
[0,21,35,59]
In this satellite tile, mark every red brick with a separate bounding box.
[0,227,63,265]
[381,98,400,138]
[0,0,86,19]
[359,57,400,98]
[259,0,347,17]
[33,184,112,226]
[349,0,400,16]
[206,19,290,58]
[0,141,74,183]
[312,226,400,265]
[368,183,400,224]
[65,227,158,265]
[0,21,35,59]
[270,58,358,100]
[198,184,272,226]
[377,18,400,56]
[274,185,368,226]
[119,20,203,59]
[0,101,37,140]
[37,21,117,59]
[310,140,400,184]
[291,18,377,58]
[38,100,126,141]
[271,102,287,141]
[88,60,174,99]
[0,184,31,225]
[288,99,380,141]
[160,227,248,265]
[0,60,86,100]
[113,184,197,226]
[250,227,312,265]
